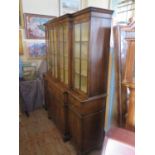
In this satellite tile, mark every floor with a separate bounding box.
[19,108,102,155]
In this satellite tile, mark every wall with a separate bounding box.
[22,0,59,16]
[86,0,110,9]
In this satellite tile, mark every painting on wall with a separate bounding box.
[24,13,55,39]
[60,0,81,15]
[26,42,46,58]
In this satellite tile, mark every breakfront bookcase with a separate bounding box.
[44,7,113,155]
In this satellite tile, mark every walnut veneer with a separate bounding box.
[44,7,113,155]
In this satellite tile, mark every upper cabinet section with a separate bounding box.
[72,7,113,97]
[45,14,72,88]
[45,7,113,96]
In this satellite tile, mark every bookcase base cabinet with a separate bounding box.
[44,75,70,141]
[68,91,106,155]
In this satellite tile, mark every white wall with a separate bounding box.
[86,0,110,9]
[22,0,59,16]
[22,0,110,17]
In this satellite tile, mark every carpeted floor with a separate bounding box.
[19,108,102,155]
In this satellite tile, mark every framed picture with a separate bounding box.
[59,0,81,16]
[19,0,24,28]
[19,29,24,55]
[24,13,55,39]
[26,41,46,58]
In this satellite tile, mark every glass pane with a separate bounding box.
[60,56,63,69]
[60,68,64,82]
[59,27,63,42]
[55,55,58,78]
[64,25,68,41]
[74,73,80,89]
[81,42,88,60]
[74,43,80,58]
[55,58,58,78]
[64,69,68,84]
[51,30,54,41]
[74,24,80,41]
[59,42,63,57]
[54,29,57,42]
[54,41,57,54]
[81,75,87,93]
[47,58,51,71]
[52,54,55,75]
[81,59,87,76]
[74,58,80,74]
[48,54,52,71]
[64,56,68,69]
[49,30,53,54]
[64,42,68,56]
[81,22,89,41]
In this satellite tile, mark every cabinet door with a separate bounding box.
[47,29,53,72]
[59,24,69,85]
[73,22,89,93]
[53,28,58,78]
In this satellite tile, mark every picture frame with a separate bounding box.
[24,13,55,39]
[19,0,24,28]
[19,29,24,55]
[26,41,46,58]
[59,0,81,16]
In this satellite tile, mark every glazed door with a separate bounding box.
[59,24,69,85]
[48,27,59,79]
[47,29,53,72]
[73,21,89,93]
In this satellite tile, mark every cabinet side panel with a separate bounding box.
[83,109,105,151]
[89,16,112,96]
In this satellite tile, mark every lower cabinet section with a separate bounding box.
[44,75,70,141]
[44,75,106,154]
[68,92,106,155]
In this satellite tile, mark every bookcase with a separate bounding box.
[44,7,113,154]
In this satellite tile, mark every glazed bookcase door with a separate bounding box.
[46,30,52,73]
[47,29,53,73]
[48,27,59,79]
[59,24,69,85]
[73,21,89,93]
